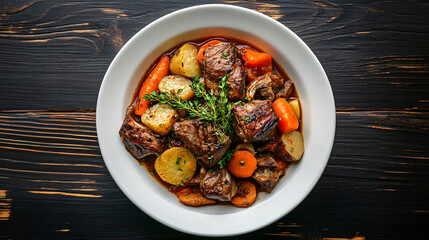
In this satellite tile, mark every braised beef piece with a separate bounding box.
[252,167,285,193]
[188,167,207,185]
[255,128,281,153]
[173,119,231,167]
[255,153,278,168]
[246,72,285,101]
[204,42,236,80]
[168,137,184,148]
[269,72,285,90]
[246,74,274,101]
[201,76,220,97]
[276,80,294,100]
[255,130,291,161]
[252,152,285,192]
[201,167,237,201]
[232,100,279,142]
[226,59,246,100]
[119,115,166,159]
[203,42,245,100]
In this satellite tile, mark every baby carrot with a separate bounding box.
[197,40,223,63]
[177,187,216,207]
[273,98,299,134]
[228,150,257,178]
[135,56,170,116]
[231,180,257,208]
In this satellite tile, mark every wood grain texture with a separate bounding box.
[0,111,427,239]
[0,0,428,239]
[0,0,428,110]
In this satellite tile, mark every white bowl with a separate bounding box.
[97,4,335,237]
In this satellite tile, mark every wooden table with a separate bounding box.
[0,1,427,239]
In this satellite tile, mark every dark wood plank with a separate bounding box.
[0,111,427,239]
[0,0,428,111]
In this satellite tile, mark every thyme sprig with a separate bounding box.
[143,75,235,143]
[145,90,215,122]
[218,149,234,168]
[217,75,234,137]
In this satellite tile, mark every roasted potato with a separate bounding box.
[141,103,177,136]
[288,99,301,120]
[280,131,304,161]
[170,44,202,78]
[158,75,194,101]
[155,147,197,185]
[235,143,255,154]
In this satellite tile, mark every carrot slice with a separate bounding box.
[197,40,223,63]
[135,56,170,116]
[177,187,216,207]
[228,150,257,178]
[241,48,273,82]
[231,180,257,208]
[273,98,299,134]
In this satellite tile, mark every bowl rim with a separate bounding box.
[97,3,336,236]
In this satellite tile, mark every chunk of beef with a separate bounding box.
[204,42,236,80]
[168,137,184,148]
[201,167,237,201]
[252,152,285,192]
[187,167,207,185]
[255,153,278,168]
[201,76,220,97]
[269,72,285,90]
[246,72,285,101]
[255,128,281,152]
[119,115,166,159]
[233,100,279,142]
[226,59,246,100]
[173,119,231,167]
[246,74,274,101]
[203,42,245,100]
[276,80,294,100]
[252,167,285,193]
[255,130,292,161]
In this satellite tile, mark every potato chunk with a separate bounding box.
[141,103,177,136]
[170,44,202,78]
[155,147,197,185]
[281,131,304,161]
[288,99,301,120]
[158,75,194,101]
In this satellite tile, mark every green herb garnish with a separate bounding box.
[218,149,234,168]
[144,75,235,144]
